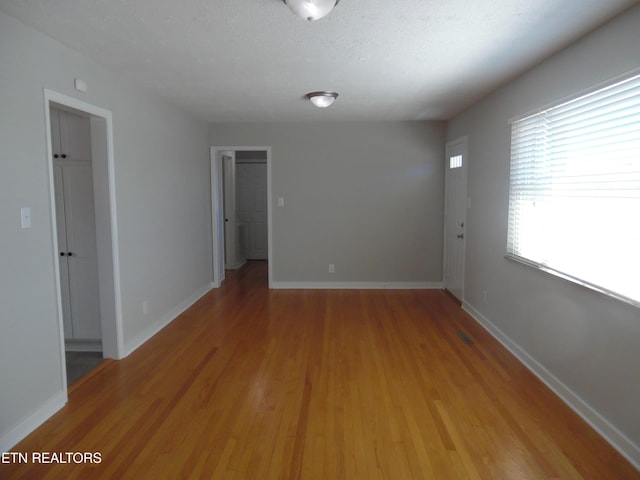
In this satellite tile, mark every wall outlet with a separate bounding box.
[483,291,488,304]
[142,300,148,315]
[328,264,335,273]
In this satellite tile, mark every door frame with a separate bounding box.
[44,90,124,391]
[211,146,273,287]
[443,136,468,301]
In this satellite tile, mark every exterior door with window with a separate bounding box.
[443,137,468,301]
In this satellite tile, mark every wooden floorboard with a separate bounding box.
[2,260,638,479]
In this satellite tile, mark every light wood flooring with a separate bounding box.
[2,261,638,479]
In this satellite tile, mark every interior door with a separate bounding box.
[60,162,102,339]
[54,164,73,337]
[223,154,238,269]
[236,162,268,259]
[59,109,92,160]
[211,149,226,285]
[443,137,468,301]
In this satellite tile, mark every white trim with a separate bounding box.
[272,281,443,290]
[505,254,640,309]
[210,147,225,287]
[226,259,247,271]
[43,95,69,393]
[508,66,640,125]
[462,300,640,471]
[267,148,273,288]
[105,112,124,359]
[43,89,124,361]
[123,282,215,357]
[210,146,273,287]
[0,391,66,452]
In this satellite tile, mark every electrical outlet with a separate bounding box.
[328,264,335,273]
[483,291,488,304]
[142,300,148,315]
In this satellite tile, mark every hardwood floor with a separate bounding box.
[2,261,638,479]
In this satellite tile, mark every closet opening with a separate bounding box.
[44,91,123,394]
[50,103,103,385]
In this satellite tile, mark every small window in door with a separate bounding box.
[449,155,463,169]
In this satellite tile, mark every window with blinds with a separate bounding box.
[507,73,640,306]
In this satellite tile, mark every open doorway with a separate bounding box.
[50,104,103,385]
[211,146,273,288]
[44,90,123,393]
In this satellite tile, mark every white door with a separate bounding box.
[211,150,226,285]
[236,163,268,260]
[53,164,73,337]
[443,137,468,301]
[223,154,242,269]
[50,108,92,160]
[55,161,102,340]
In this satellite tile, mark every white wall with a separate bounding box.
[210,121,445,286]
[0,12,212,450]
[447,6,640,466]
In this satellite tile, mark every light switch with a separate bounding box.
[20,207,31,229]
[277,197,285,207]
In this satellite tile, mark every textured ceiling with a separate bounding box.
[1,0,637,122]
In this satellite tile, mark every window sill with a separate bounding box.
[504,253,640,310]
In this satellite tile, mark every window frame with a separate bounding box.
[505,70,640,309]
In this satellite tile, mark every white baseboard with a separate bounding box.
[124,282,215,357]
[271,281,443,290]
[0,390,66,453]
[462,300,640,471]
[226,260,246,270]
[0,282,215,453]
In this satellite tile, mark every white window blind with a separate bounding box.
[507,73,640,306]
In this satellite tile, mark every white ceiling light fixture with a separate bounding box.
[282,0,341,21]
[306,91,339,108]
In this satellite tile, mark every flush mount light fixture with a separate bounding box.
[282,0,341,21]
[306,91,339,108]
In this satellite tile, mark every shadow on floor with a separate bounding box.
[65,351,104,387]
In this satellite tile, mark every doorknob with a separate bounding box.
[67,252,73,256]
[457,234,464,239]
[60,252,66,256]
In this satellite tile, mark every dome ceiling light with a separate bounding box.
[306,91,339,108]
[282,0,341,21]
